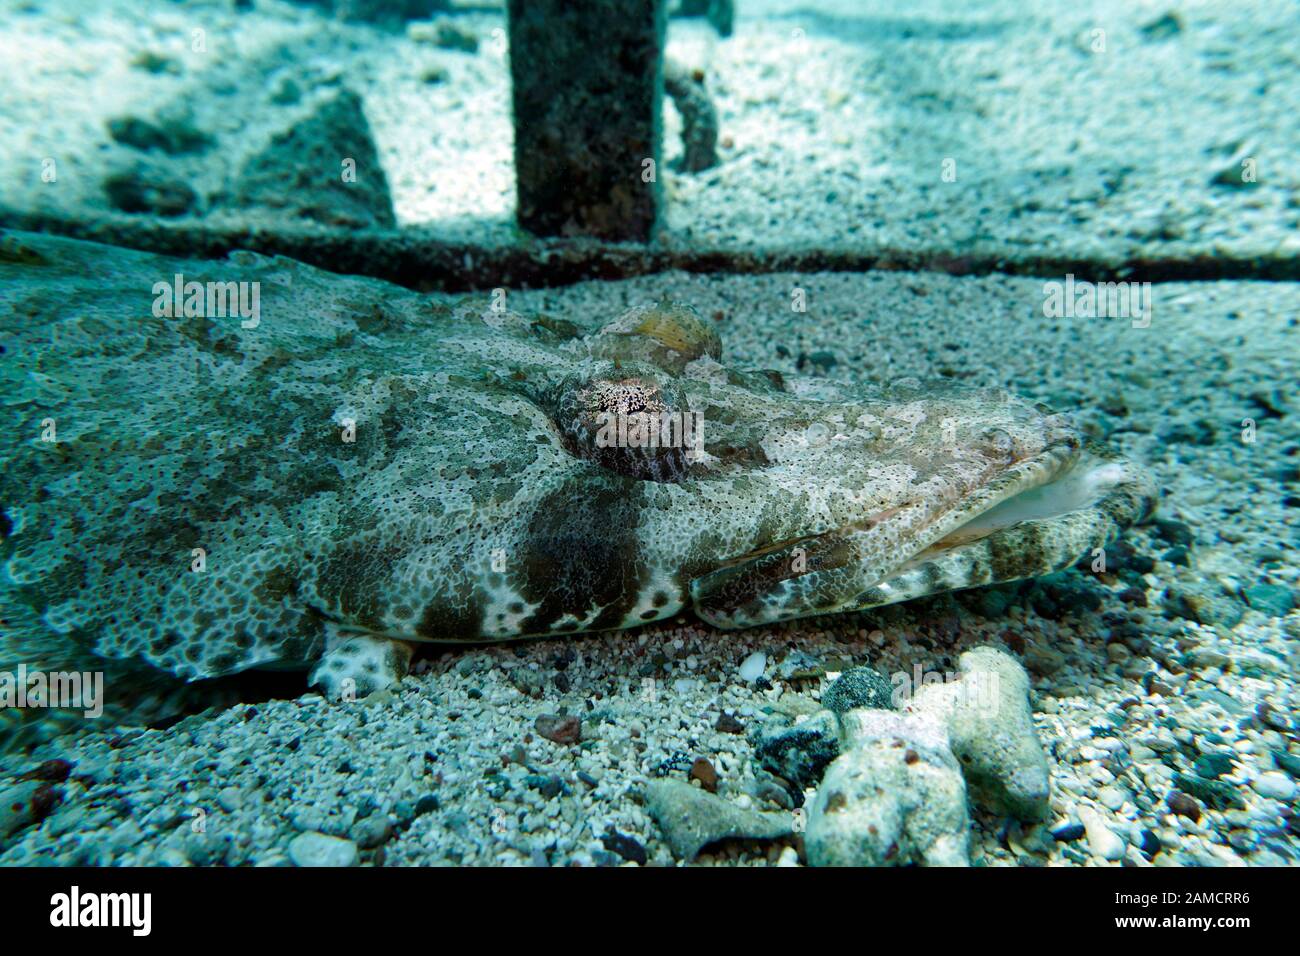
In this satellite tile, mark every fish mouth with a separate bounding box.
[921,447,1138,556]
[691,439,1155,628]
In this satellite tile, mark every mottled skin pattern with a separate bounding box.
[0,233,1154,738]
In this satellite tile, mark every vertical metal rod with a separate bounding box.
[506,0,666,242]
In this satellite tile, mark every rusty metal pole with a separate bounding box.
[506,0,666,242]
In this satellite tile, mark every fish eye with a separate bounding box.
[550,362,695,482]
[803,421,830,446]
[978,427,1016,461]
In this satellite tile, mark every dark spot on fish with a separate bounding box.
[153,630,182,653]
[416,594,484,641]
[517,474,648,634]
[987,527,1038,583]
[257,566,298,602]
[209,649,242,673]
[316,537,401,631]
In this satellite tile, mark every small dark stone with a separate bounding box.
[1139,11,1183,41]
[103,165,198,217]
[1102,538,1156,576]
[1284,810,1300,839]
[1162,546,1190,567]
[413,794,440,817]
[525,774,564,799]
[807,350,838,374]
[1051,822,1086,842]
[1098,393,1129,417]
[432,23,479,53]
[1173,772,1245,811]
[108,114,212,155]
[1166,790,1201,822]
[714,712,744,734]
[971,585,1016,618]
[1138,829,1162,859]
[29,779,58,813]
[20,759,74,783]
[822,665,893,714]
[754,779,794,810]
[130,50,178,74]
[1274,751,1300,780]
[1256,702,1295,732]
[600,829,647,865]
[689,758,718,793]
[1241,583,1296,617]
[534,714,581,745]
[1193,752,1234,780]
[1228,828,1258,854]
[352,816,393,849]
[1164,587,1211,624]
[751,711,840,790]
[1153,518,1195,547]
[1118,586,1148,606]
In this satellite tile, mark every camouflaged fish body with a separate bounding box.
[0,233,1154,713]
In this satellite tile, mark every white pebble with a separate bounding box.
[739,651,767,683]
[1098,786,1127,811]
[1079,807,1126,862]
[1252,772,1296,802]
[287,831,359,868]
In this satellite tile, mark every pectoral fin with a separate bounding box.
[691,529,877,629]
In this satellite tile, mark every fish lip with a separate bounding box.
[860,441,1083,571]
[690,436,1084,623]
[900,435,1083,552]
[709,435,1083,572]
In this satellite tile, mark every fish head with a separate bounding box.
[560,305,1155,630]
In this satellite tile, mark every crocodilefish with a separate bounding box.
[0,233,1154,743]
